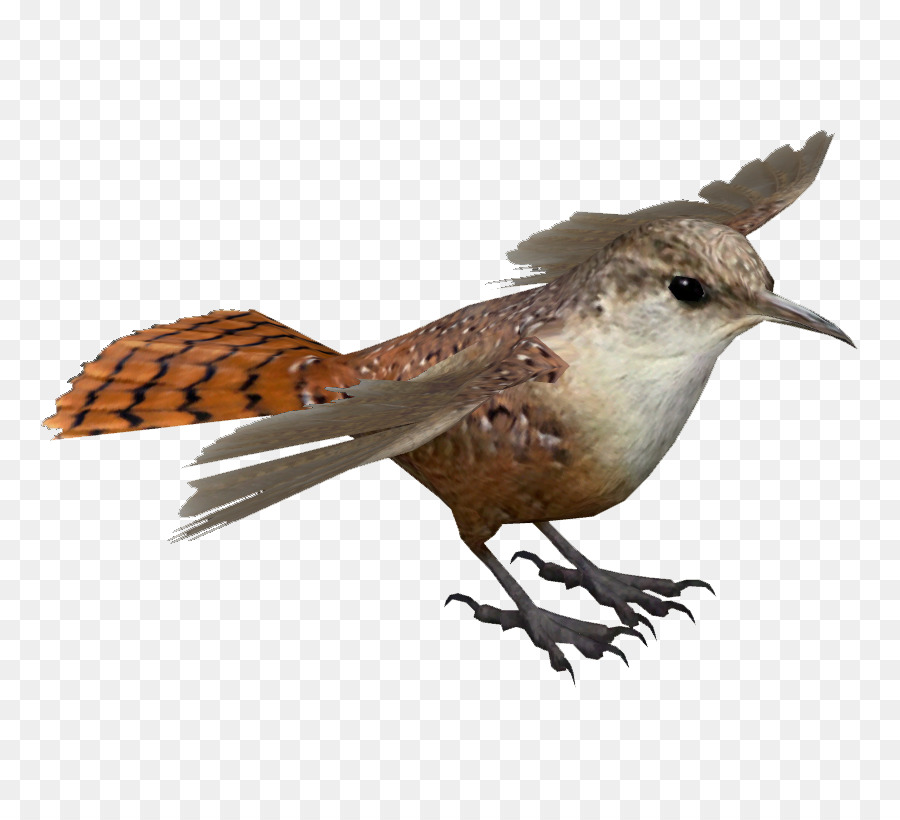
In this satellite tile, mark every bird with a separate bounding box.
[45,132,854,680]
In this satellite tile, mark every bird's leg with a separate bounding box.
[511,522,716,636]
[445,541,646,682]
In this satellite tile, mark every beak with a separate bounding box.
[752,290,856,348]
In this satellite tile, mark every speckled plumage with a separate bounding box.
[45,134,833,545]
[45,217,782,545]
[45,133,850,678]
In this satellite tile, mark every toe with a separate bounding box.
[544,641,576,683]
[445,593,522,630]
[612,601,646,629]
[571,633,610,660]
[512,552,585,589]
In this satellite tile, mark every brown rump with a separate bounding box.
[44,309,357,438]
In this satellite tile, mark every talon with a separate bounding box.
[511,550,545,568]
[667,601,695,623]
[679,579,717,597]
[605,643,629,667]
[634,612,657,640]
[445,592,478,612]
[449,593,644,680]
[615,626,647,647]
[551,655,576,685]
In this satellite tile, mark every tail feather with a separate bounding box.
[44,309,354,439]
[174,431,398,540]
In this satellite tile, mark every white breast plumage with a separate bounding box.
[538,319,731,491]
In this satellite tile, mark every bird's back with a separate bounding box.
[43,286,548,439]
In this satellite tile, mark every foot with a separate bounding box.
[511,551,715,636]
[445,592,646,682]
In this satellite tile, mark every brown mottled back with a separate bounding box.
[44,283,567,441]
[340,267,592,392]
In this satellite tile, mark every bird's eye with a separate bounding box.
[668,275,705,302]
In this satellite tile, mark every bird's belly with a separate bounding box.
[393,379,643,539]
[394,341,721,543]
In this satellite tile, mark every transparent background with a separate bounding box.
[2,2,895,818]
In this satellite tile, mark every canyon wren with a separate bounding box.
[45,132,854,680]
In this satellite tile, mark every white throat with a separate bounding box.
[541,318,732,486]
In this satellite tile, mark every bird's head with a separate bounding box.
[583,217,854,356]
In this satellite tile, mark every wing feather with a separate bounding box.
[172,336,567,540]
[504,132,833,285]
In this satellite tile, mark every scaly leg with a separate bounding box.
[511,522,715,636]
[445,541,646,682]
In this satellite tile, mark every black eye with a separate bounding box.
[668,276,705,302]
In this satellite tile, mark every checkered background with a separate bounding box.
[2,2,894,818]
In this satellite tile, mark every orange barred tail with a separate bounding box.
[44,309,351,439]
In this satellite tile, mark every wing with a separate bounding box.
[505,131,833,286]
[172,336,567,541]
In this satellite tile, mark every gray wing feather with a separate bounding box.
[172,336,567,541]
[190,336,543,465]
[175,430,400,540]
[504,131,833,286]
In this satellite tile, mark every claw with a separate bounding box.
[667,601,695,623]
[513,551,583,590]
[605,643,629,667]
[511,550,545,568]
[446,595,518,629]
[445,592,477,612]
[612,626,647,647]
[551,654,576,685]
[447,587,645,681]
[634,612,657,640]
[679,579,717,597]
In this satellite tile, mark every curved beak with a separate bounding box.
[753,290,856,348]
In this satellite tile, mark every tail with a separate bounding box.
[43,309,354,439]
